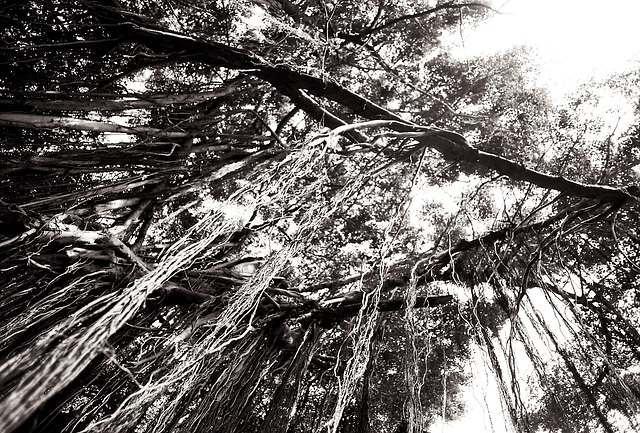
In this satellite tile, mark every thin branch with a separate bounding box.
[350,2,495,40]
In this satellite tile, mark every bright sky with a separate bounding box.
[458,0,640,88]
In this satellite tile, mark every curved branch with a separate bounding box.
[417,133,638,203]
[119,22,640,203]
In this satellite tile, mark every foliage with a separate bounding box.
[1,1,640,433]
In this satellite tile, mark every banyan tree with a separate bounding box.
[1,1,640,432]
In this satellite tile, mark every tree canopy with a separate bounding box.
[1,1,640,432]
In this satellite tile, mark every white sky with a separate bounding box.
[457,0,640,88]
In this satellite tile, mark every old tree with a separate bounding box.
[2,1,640,432]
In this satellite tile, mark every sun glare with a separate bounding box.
[454,0,640,90]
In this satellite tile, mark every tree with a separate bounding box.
[1,1,640,432]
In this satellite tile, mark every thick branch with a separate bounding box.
[304,202,593,297]
[285,88,368,142]
[417,133,637,203]
[120,23,408,127]
[119,23,640,203]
